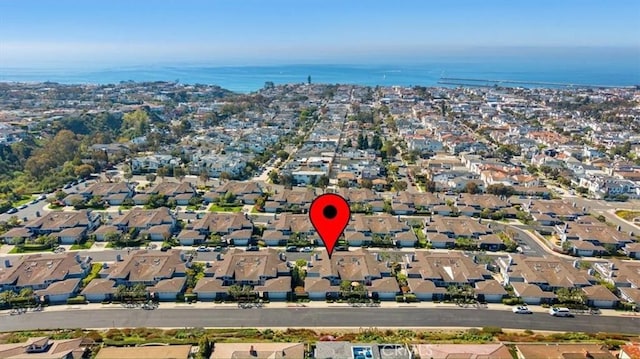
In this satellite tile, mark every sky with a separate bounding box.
[0,0,639,67]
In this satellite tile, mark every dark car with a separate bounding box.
[246,245,259,251]
[160,245,171,252]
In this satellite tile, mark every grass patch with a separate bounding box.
[70,240,94,250]
[209,204,243,212]
[82,263,103,287]
[13,195,36,207]
[616,210,640,222]
[9,246,54,254]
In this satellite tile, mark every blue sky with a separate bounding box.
[1,0,639,67]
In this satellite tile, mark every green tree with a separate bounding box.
[317,175,329,190]
[276,150,289,161]
[74,164,95,178]
[361,179,373,189]
[199,170,209,186]
[219,171,231,182]
[157,166,168,182]
[145,173,157,183]
[465,182,479,194]
[174,166,186,181]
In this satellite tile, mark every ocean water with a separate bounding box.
[1,53,639,93]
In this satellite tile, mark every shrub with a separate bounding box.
[501,297,523,305]
[66,296,87,305]
[85,331,103,343]
[482,326,503,335]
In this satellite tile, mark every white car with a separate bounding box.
[512,306,532,314]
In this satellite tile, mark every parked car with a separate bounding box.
[246,245,259,252]
[512,306,532,314]
[300,247,313,252]
[160,245,171,252]
[286,246,298,252]
[18,204,28,210]
[549,307,573,317]
[7,207,18,214]
[197,246,210,252]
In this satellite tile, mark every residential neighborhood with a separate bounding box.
[1,81,640,356]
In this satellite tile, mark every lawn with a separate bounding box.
[82,263,103,287]
[615,210,640,222]
[70,240,95,250]
[209,204,243,212]
[13,195,36,207]
[9,246,54,254]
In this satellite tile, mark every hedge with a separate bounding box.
[67,296,87,305]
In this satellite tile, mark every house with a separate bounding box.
[92,225,122,242]
[81,278,117,302]
[0,337,89,359]
[210,343,305,359]
[405,251,493,289]
[478,234,504,251]
[474,280,507,303]
[582,285,619,308]
[515,344,614,359]
[427,233,455,249]
[0,253,91,293]
[77,182,135,205]
[261,230,289,246]
[111,208,176,234]
[103,250,187,290]
[145,181,197,205]
[425,216,492,239]
[35,278,82,304]
[523,199,586,221]
[205,181,263,205]
[193,277,226,301]
[619,287,640,310]
[498,254,594,292]
[209,248,291,300]
[267,213,315,236]
[511,282,556,305]
[305,249,396,300]
[0,227,32,244]
[407,278,446,301]
[315,342,412,359]
[191,212,253,238]
[593,260,640,289]
[395,230,418,248]
[623,242,640,259]
[556,220,633,251]
[149,276,187,301]
[23,210,100,244]
[176,229,206,246]
[95,345,193,359]
[412,344,511,359]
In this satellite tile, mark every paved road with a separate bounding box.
[1,308,638,334]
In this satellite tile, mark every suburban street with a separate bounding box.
[1,308,638,334]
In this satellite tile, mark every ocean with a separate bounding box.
[1,53,639,93]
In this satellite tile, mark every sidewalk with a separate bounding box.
[4,300,638,318]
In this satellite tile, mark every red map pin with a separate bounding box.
[309,193,351,259]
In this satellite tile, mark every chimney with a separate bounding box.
[250,345,257,357]
[116,254,122,262]
[4,259,11,268]
[617,225,621,231]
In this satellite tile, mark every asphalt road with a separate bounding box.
[1,308,638,334]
